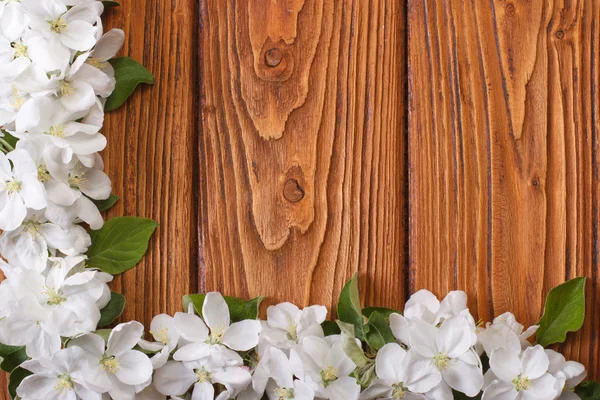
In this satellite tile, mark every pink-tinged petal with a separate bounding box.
[174,312,209,343]
[153,361,196,396]
[202,292,230,331]
[222,319,261,351]
[482,380,518,400]
[436,316,472,358]
[520,346,549,380]
[490,347,521,383]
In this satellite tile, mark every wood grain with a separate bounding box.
[198,0,407,312]
[408,0,600,378]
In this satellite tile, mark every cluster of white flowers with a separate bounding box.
[0,2,591,400]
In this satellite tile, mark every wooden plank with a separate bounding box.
[408,0,600,378]
[198,0,407,311]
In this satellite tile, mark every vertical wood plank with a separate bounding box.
[102,0,199,327]
[198,0,407,311]
[408,0,600,378]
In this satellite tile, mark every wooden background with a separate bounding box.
[2,0,600,394]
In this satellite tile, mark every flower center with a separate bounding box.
[150,327,169,345]
[320,366,337,387]
[433,353,450,370]
[59,80,75,97]
[274,387,295,399]
[286,317,298,342]
[68,173,87,190]
[512,375,531,392]
[12,42,28,58]
[47,124,66,138]
[38,165,50,182]
[10,85,24,109]
[53,373,74,394]
[195,367,211,383]
[88,58,109,70]
[391,383,409,399]
[43,287,66,305]
[4,179,22,194]
[207,326,225,345]
[100,354,121,373]
[22,220,40,237]
[49,17,67,34]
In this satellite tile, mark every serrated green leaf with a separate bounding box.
[105,57,154,111]
[102,0,120,7]
[336,320,369,368]
[183,294,263,322]
[322,320,341,336]
[364,311,395,350]
[98,292,126,327]
[92,194,120,212]
[337,273,365,339]
[362,306,400,320]
[536,277,586,347]
[576,381,600,399]
[8,367,32,399]
[86,217,158,275]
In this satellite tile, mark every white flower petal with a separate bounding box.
[222,319,261,351]
[202,292,230,331]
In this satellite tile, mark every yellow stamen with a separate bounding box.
[391,383,409,399]
[49,17,67,34]
[4,179,22,194]
[12,42,28,58]
[274,387,294,399]
[38,165,50,182]
[195,367,211,383]
[59,80,75,97]
[53,374,74,394]
[433,353,450,371]
[47,125,66,138]
[100,355,120,373]
[512,375,532,392]
[150,327,170,345]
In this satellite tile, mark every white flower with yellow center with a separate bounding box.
[483,345,558,400]
[172,292,261,368]
[138,314,181,369]
[408,315,483,398]
[261,302,328,351]
[0,149,46,231]
[68,321,153,399]
[545,349,587,399]
[17,346,101,400]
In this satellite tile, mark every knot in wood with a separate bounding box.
[556,30,565,40]
[506,3,515,14]
[284,179,305,203]
[265,48,283,68]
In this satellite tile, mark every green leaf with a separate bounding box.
[105,57,154,111]
[337,273,365,339]
[102,0,120,7]
[0,346,27,373]
[94,329,113,342]
[86,217,158,275]
[364,311,395,350]
[576,381,600,399]
[536,277,586,347]
[336,320,369,368]
[8,367,32,399]
[92,194,120,212]
[98,292,126,327]
[362,306,400,320]
[0,130,18,150]
[322,320,341,336]
[183,294,264,322]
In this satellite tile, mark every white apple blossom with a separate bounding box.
[546,349,586,400]
[483,345,559,400]
[138,314,180,369]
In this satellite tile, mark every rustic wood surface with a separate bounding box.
[408,0,600,378]
[198,0,407,311]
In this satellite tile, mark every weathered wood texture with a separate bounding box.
[198,0,407,311]
[408,0,600,378]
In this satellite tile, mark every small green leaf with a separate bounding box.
[92,194,120,212]
[102,0,120,7]
[364,311,395,350]
[8,367,32,399]
[0,346,27,373]
[94,329,113,343]
[183,294,264,322]
[105,57,155,112]
[337,273,365,339]
[576,381,600,399]
[355,362,377,389]
[336,320,369,368]
[86,217,158,275]
[322,320,341,336]
[98,292,126,327]
[362,306,400,320]
[0,130,18,150]
[536,277,586,347]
